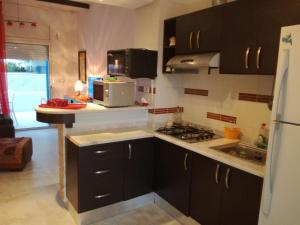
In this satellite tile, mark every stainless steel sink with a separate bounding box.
[210,143,267,165]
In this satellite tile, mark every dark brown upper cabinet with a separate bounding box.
[176,6,222,55]
[220,0,282,75]
[163,0,300,75]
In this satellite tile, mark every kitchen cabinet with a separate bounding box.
[219,166,263,225]
[154,139,192,215]
[66,137,154,213]
[123,138,154,200]
[190,154,223,225]
[176,6,222,55]
[190,153,263,225]
[220,0,287,75]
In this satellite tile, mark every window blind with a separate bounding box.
[5,43,48,61]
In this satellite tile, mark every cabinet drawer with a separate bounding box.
[79,142,124,162]
[79,181,123,212]
[79,157,124,174]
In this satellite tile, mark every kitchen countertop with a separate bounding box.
[35,103,149,115]
[67,129,265,178]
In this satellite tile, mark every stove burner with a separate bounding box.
[157,124,216,143]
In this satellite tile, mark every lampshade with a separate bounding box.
[74,80,83,92]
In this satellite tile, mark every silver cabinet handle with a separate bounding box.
[128,144,132,160]
[256,46,262,69]
[95,150,109,154]
[225,168,231,189]
[184,153,188,171]
[245,47,250,69]
[94,170,110,175]
[215,164,221,184]
[196,30,201,48]
[95,193,111,199]
[189,31,194,49]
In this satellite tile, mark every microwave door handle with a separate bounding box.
[263,50,289,215]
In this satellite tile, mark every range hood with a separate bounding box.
[166,53,220,73]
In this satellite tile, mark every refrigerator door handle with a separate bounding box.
[263,121,280,215]
[271,50,290,122]
[263,50,289,215]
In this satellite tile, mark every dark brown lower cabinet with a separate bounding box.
[123,138,154,200]
[154,139,192,215]
[190,154,223,225]
[190,153,263,225]
[66,138,154,213]
[219,166,263,225]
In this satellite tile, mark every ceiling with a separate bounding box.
[74,0,154,9]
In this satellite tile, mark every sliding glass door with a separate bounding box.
[5,43,50,129]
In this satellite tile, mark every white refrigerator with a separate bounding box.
[259,25,300,225]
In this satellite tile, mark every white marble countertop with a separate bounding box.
[68,129,154,146]
[67,129,265,178]
[35,103,149,115]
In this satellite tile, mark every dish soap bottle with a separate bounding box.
[255,123,269,149]
[173,106,182,125]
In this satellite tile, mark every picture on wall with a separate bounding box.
[78,50,87,83]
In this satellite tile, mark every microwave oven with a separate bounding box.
[93,80,135,107]
[107,48,157,79]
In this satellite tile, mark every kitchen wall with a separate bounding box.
[77,3,135,78]
[134,0,274,143]
[3,0,80,98]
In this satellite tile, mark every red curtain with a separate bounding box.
[0,0,10,116]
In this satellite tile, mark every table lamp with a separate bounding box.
[74,80,83,96]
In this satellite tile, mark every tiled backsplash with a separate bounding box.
[149,107,184,114]
[182,71,274,144]
[184,88,209,96]
[207,112,237,124]
[239,93,273,103]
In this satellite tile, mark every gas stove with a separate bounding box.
[156,124,217,143]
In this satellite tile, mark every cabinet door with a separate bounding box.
[176,13,197,54]
[193,6,222,53]
[154,139,192,215]
[220,1,257,74]
[123,138,154,200]
[176,7,222,54]
[190,154,223,225]
[250,0,281,75]
[219,167,263,225]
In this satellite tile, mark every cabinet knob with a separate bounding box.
[94,170,110,175]
[184,153,188,171]
[196,30,201,49]
[245,47,250,69]
[128,144,132,160]
[189,31,194,49]
[95,193,111,199]
[225,168,231,189]
[95,150,109,154]
[256,46,262,69]
[215,164,221,184]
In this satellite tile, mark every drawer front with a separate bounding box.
[79,156,124,175]
[79,142,124,163]
[79,179,123,212]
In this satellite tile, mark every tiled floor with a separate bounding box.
[0,128,181,225]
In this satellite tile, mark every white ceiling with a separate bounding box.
[75,0,154,9]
